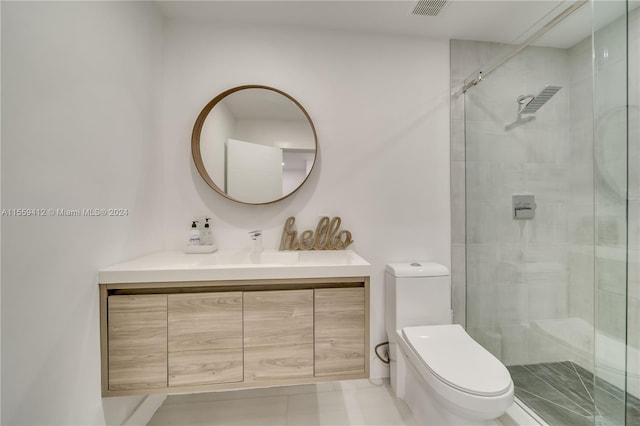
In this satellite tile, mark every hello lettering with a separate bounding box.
[279,216,353,251]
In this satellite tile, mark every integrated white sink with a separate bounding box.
[198,250,300,266]
[99,249,371,283]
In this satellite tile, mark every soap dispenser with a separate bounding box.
[202,218,215,246]
[184,218,217,254]
[188,220,201,246]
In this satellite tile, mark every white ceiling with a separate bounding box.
[157,0,583,48]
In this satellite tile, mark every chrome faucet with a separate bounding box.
[249,230,263,253]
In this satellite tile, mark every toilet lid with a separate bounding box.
[402,324,512,397]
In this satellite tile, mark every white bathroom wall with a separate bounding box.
[234,119,315,149]
[0,3,3,421]
[1,2,164,425]
[160,20,451,379]
[1,6,452,422]
[201,100,234,188]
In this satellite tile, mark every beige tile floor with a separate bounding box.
[148,379,417,426]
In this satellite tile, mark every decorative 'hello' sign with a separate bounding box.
[279,216,353,251]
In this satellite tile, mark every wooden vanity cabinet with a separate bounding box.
[168,292,243,387]
[244,290,314,381]
[315,288,366,377]
[100,277,369,397]
[107,295,168,391]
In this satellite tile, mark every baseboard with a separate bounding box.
[123,394,167,426]
[499,397,547,426]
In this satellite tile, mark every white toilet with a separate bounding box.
[385,262,514,425]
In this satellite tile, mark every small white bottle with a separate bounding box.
[188,220,201,246]
[202,218,214,246]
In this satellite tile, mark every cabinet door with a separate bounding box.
[315,288,365,377]
[168,292,243,387]
[244,290,313,382]
[108,295,167,391]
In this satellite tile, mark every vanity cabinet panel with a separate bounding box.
[108,295,168,391]
[168,292,243,386]
[100,277,369,397]
[243,290,314,381]
[168,348,243,387]
[314,288,366,377]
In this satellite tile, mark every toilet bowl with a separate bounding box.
[397,325,513,425]
[385,262,514,425]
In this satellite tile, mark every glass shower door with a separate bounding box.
[592,0,634,424]
[627,1,640,424]
[464,37,597,423]
[462,0,638,424]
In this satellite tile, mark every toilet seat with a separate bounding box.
[402,324,512,397]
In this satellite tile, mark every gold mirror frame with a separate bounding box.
[192,85,318,205]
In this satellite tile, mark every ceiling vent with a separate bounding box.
[411,0,449,16]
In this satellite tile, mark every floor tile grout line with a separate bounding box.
[519,364,594,416]
[571,362,597,408]
[529,362,597,403]
[516,386,594,420]
[573,366,628,404]
[518,361,636,417]
[571,362,637,405]
[570,363,604,417]
[574,365,615,419]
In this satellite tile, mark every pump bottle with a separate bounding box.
[188,221,201,246]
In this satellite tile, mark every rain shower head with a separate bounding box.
[518,85,562,115]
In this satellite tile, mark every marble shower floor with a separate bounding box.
[508,361,640,426]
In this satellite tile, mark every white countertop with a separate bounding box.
[99,249,371,284]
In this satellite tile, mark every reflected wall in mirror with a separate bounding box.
[192,86,317,205]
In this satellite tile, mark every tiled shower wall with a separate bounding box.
[450,40,511,328]
[567,35,595,332]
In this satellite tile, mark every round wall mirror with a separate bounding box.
[192,85,317,205]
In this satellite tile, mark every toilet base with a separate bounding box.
[388,343,405,399]
[394,334,512,426]
[400,348,489,426]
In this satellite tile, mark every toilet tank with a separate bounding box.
[385,262,452,345]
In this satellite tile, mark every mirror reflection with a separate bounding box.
[192,86,317,205]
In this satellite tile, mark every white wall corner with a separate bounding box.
[1,0,4,421]
[122,394,166,426]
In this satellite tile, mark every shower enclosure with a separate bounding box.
[455,1,639,424]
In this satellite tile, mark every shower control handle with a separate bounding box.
[512,194,536,220]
